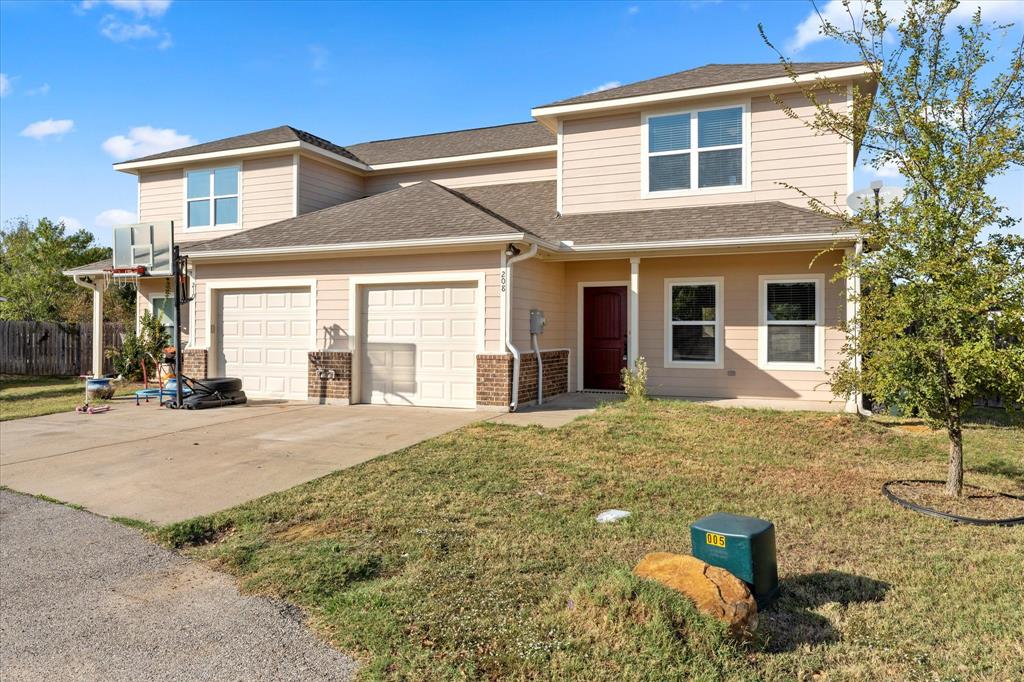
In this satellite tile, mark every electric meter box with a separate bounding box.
[529,309,546,335]
[690,512,779,607]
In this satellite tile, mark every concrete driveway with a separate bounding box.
[0,401,485,524]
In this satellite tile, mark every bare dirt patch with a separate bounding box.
[887,481,1024,520]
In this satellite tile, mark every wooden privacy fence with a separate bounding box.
[0,321,125,376]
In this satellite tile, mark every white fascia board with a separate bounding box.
[114,141,372,174]
[560,231,860,253]
[530,65,874,118]
[368,145,557,171]
[186,233,544,260]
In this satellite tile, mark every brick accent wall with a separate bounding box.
[475,350,570,408]
[308,351,352,404]
[476,353,513,407]
[517,350,570,404]
[182,348,207,379]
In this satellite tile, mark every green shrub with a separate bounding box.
[107,310,168,380]
[621,355,649,402]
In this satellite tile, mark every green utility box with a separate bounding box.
[690,512,779,607]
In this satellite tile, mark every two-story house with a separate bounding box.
[67,62,873,411]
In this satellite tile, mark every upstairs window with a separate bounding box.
[186,166,239,229]
[643,105,746,196]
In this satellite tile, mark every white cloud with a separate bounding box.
[102,126,195,160]
[0,73,10,97]
[584,81,622,95]
[789,1,1024,52]
[874,159,902,178]
[309,44,329,71]
[95,208,137,227]
[58,216,83,230]
[20,118,75,140]
[627,5,639,14]
[100,16,157,41]
[81,1,172,17]
[26,83,50,96]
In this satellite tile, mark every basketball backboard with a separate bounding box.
[112,221,174,276]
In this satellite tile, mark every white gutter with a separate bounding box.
[113,140,371,174]
[504,243,538,412]
[560,231,860,253]
[369,145,556,171]
[530,65,874,120]
[186,233,561,260]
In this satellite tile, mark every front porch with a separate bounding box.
[507,247,856,411]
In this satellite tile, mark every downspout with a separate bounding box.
[852,238,872,416]
[504,242,538,412]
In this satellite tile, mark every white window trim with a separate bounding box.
[151,294,176,337]
[640,100,751,199]
[182,165,242,231]
[758,274,825,371]
[663,277,724,369]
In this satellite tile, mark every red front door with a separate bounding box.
[583,286,627,391]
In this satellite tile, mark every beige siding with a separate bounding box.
[136,277,190,344]
[510,258,566,351]
[137,154,296,244]
[190,251,503,357]
[560,90,849,214]
[297,156,364,213]
[553,251,847,403]
[241,155,294,229]
[365,157,556,195]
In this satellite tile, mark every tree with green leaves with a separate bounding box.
[762,0,1024,497]
[0,217,135,326]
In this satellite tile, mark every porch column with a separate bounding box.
[628,257,640,370]
[92,280,105,377]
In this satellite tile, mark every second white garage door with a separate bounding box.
[217,287,311,400]
[361,282,478,408]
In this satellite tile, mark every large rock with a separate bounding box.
[633,552,758,636]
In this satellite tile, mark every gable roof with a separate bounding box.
[122,125,361,164]
[345,122,554,165]
[185,181,532,254]
[539,62,866,108]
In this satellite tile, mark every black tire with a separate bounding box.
[192,377,243,393]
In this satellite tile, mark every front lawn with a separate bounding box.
[161,401,1024,680]
[0,375,138,421]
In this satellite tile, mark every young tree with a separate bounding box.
[0,217,135,325]
[762,0,1024,497]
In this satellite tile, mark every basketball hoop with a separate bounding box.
[103,265,145,290]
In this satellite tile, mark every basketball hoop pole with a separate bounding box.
[172,244,184,409]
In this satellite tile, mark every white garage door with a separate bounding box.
[217,287,311,400]
[362,282,478,408]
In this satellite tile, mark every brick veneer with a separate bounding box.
[475,350,570,408]
[308,351,352,404]
[476,354,513,407]
[517,350,570,405]
[182,348,207,379]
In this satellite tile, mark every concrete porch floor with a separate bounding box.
[0,400,486,524]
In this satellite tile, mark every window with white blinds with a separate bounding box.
[759,275,824,370]
[664,277,724,368]
[643,105,747,196]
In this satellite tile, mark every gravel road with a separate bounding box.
[0,490,357,681]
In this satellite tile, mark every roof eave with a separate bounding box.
[186,233,561,260]
[547,231,859,258]
[113,141,371,174]
[531,64,875,122]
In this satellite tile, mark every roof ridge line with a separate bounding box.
[436,184,543,241]
[346,121,540,147]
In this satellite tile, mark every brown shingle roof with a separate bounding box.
[455,181,846,246]
[122,125,361,164]
[188,179,847,255]
[539,62,865,108]
[186,181,530,253]
[345,122,555,165]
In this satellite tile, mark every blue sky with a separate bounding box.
[1,0,1021,246]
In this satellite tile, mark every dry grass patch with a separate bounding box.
[161,401,1024,680]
